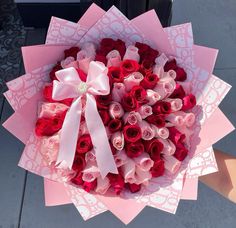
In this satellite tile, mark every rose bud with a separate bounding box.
[145,114,166,128]
[169,84,186,99]
[108,118,123,133]
[174,143,188,161]
[128,183,141,193]
[168,127,186,145]
[120,59,140,77]
[83,179,97,193]
[140,73,159,89]
[150,159,165,178]
[129,85,147,103]
[181,94,196,111]
[108,66,124,83]
[76,134,93,153]
[144,138,164,161]
[123,125,142,143]
[152,101,172,115]
[175,67,187,81]
[121,93,139,112]
[125,141,145,158]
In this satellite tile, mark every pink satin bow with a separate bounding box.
[52,61,118,178]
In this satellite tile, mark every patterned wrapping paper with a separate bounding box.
[2,3,235,224]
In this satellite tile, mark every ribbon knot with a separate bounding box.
[52,61,118,178]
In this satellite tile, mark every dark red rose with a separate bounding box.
[123,125,142,143]
[108,66,124,83]
[128,183,141,193]
[164,59,177,72]
[108,119,123,133]
[98,109,111,125]
[145,114,165,128]
[140,73,159,89]
[175,67,187,81]
[35,112,66,137]
[174,143,188,161]
[150,159,165,177]
[140,59,153,75]
[135,42,150,55]
[120,59,140,76]
[49,62,62,81]
[168,127,186,145]
[100,38,115,49]
[96,94,112,109]
[108,173,125,195]
[95,52,107,65]
[71,172,84,186]
[144,139,164,161]
[72,154,86,172]
[125,141,144,158]
[114,39,126,58]
[83,179,97,193]
[129,85,147,102]
[152,101,172,115]
[121,93,139,112]
[76,134,93,154]
[64,46,80,59]
[169,84,186,99]
[181,94,196,111]
[76,68,87,82]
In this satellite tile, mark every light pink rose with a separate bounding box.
[109,101,124,119]
[111,131,124,151]
[121,158,136,184]
[95,176,110,194]
[77,49,94,74]
[165,113,185,127]
[151,125,169,139]
[158,138,176,156]
[153,65,164,78]
[184,112,195,127]
[146,89,161,105]
[112,82,126,102]
[124,72,144,91]
[123,111,142,125]
[165,98,183,112]
[82,160,100,182]
[81,42,96,57]
[165,69,176,79]
[138,104,153,119]
[135,167,152,185]
[106,50,121,67]
[123,45,140,62]
[163,155,181,174]
[154,76,176,99]
[79,121,89,135]
[114,150,128,167]
[85,150,96,163]
[139,120,155,140]
[61,56,79,69]
[134,153,154,171]
[39,102,68,118]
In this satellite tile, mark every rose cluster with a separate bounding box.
[35,38,196,195]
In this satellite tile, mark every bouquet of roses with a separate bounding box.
[3,3,234,224]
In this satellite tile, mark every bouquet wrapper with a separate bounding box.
[3,3,235,224]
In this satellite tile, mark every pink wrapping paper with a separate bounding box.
[2,3,234,224]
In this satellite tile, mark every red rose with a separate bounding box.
[123,125,142,143]
[140,73,159,89]
[135,42,150,55]
[100,38,115,49]
[125,141,144,158]
[129,85,147,102]
[140,59,153,75]
[35,112,66,137]
[96,94,112,109]
[110,142,117,155]
[145,114,165,128]
[72,154,86,172]
[152,101,171,115]
[108,174,125,195]
[76,68,87,82]
[98,109,111,125]
[120,59,140,77]
[168,127,186,145]
[71,172,84,186]
[108,66,124,83]
[64,46,80,59]
[144,139,164,161]
[108,119,123,133]
[175,67,187,81]
[95,52,107,65]
[121,93,139,112]
[114,39,126,58]
[83,179,97,193]
[76,134,93,153]
[150,159,165,177]
[49,62,62,81]
[164,59,177,72]
[128,183,141,193]
[169,84,186,99]
[181,94,196,111]
[174,143,188,161]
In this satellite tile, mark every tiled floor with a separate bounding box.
[0,0,236,227]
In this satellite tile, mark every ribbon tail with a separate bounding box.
[56,97,82,169]
[85,94,118,178]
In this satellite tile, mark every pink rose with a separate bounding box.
[154,76,176,99]
[139,120,155,140]
[82,161,100,182]
[163,154,181,174]
[123,72,144,91]
[95,176,110,194]
[123,45,140,62]
[81,42,96,57]
[85,150,96,163]
[111,131,125,151]
[146,89,161,105]
[154,53,168,68]
[165,98,183,112]
[114,150,128,167]
[112,82,126,102]
[61,56,79,69]
[165,69,176,79]
[38,102,68,118]
[138,104,153,119]
[134,153,154,171]
[153,65,164,78]
[77,49,94,74]
[79,121,89,135]
[166,113,185,127]
[135,167,152,185]
[109,102,124,119]
[121,158,136,184]
[184,112,195,127]
[158,138,176,156]
[123,111,142,125]
[106,50,121,67]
